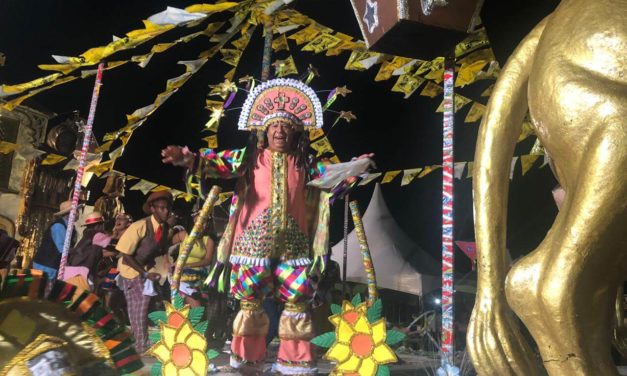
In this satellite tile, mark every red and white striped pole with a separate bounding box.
[440,57,456,372]
[57,63,104,281]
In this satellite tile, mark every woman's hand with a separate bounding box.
[161,145,195,169]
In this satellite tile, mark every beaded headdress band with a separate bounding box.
[238,78,324,131]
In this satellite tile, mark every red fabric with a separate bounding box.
[278,339,314,362]
[155,225,163,243]
[231,335,267,362]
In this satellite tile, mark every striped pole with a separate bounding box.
[57,63,104,281]
[171,185,221,295]
[349,201,377,305]
[440,58,455,368]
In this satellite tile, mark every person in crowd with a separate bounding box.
[66,211,115,290]
[0,228,19,286]
[32,200,76,279]
[115,191,172,353]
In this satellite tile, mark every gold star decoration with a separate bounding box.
[208,79,237,99]
[335,85,352,97]
[339,111,357,122]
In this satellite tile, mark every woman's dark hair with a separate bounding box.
[242,129,311,185]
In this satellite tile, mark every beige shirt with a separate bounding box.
[116,215,165,279]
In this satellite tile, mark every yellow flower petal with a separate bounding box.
[178,367,195,376]
[148,343,170,363]
[337,354,361,372]
[353,315,371,334]
[341,301,354,311]
[176,322,193,343]
[372,343,397,364]
[189,349,209,375]
[371,319,386,345]
[162,324,177,348]
[165,301,174,315]
[186,332,207,352]
[329,315,341,326]
[356,302,368,314]
[360,357,378,376]
[337,317,355,343]
[326,342,351,363]
[163,361,178,375]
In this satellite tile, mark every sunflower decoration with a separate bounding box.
[312,294,406,376]
[146,293,219,376]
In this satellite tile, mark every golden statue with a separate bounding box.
[467,0,626,375]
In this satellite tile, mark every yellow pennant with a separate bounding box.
[376,56,413,81]
[455,28,489,57]
[420,82,443,98]
[344,50,381,71]
[309,128,325,141]
[414,57,445,76]
[481,84,494,97]
[2,76,77,111]
[517,119,535,142]
[220,48,242,67]
[87,160,113,176]
[224,67,236,81]
[457,48,496,67]
[273,56,298,77]
[151,185,171,192]
[391,75,425,99]
[329,155,341,164]
[310,137,335,157]
[130,179,158,195]
[466,162,474,178]
[216,192,234,206]
[326,36,358,57]
[424,68,444,83]
[108,145,125,161]
[185,3,239,14]
[418,165,441,178]
[456,60,489,87]
[521,154,540,175]
[203,135,219,148]
[288,23,332,45]
[0,73,61,97]
[0,141,18,154]
[96,140,113,153]
[272,34,290,52]
[231,29,254,51]
[302,33,341,54]
[436,95,472,113]
[151,42,176,53]
[381,170,401,184]
[401,168,423,186]
[464,102,486,123]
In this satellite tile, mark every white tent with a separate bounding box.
[332,184,440,296]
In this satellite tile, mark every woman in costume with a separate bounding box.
[162,78,370,375]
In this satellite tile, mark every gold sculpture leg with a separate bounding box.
[468,0,627,375]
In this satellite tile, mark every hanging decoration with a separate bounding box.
[311,201,406,376]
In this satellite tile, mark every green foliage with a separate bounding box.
[311,331,336,348]
[207,349,220,359]
[351,293,362,307]
[149,331,161,344]
[150,361,162,376]
[367,299,382,323]
[188,306,205,325]
[330,304,341,315]
[148,311,167,325]
[375,365,390,376]
[173,293,185,310]
[194,320,208,334]
[385,329,406,345]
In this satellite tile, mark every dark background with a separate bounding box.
[0,0,560,275]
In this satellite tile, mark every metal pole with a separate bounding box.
[57,63,104,281]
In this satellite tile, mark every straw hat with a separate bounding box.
[142,191,173,214]
[53,201,72,217]
[82,211,104,227]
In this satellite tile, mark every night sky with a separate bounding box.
[0,0,559,274]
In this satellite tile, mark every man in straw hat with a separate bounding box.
[162,78,373,375]
[33,200,77,279]
[115,190,172,353]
